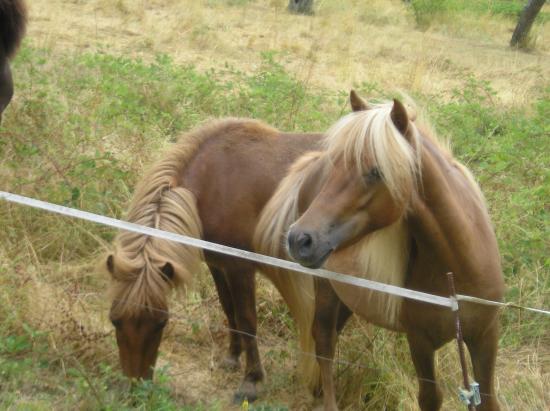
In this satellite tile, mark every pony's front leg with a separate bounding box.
[224,261,265,403]
[464,316,501,411]
[406,332,443,411]
[312,278,343,411]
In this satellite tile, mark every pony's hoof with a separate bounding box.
[220,355,240,371]
[233,380,258,403]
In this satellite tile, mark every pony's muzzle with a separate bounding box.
[287,228,332,269]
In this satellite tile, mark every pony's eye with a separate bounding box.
[111,318,122,329]
[364,167,382,183]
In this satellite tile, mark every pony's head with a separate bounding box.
[287,91,420,268]
[104,183,201,380]
[105,240,179,380]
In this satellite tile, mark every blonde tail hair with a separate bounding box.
[254,152,326,392]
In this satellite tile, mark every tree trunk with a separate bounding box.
[510,0,546,48]
[288,0,314,15]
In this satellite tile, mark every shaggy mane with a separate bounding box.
[323,102,421,205]
[323,99,485,207]
[110,119,276,317]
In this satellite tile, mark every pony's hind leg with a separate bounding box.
[406,332,443,411]
[223,260,265,403]
[209,266,242,370]
[312,278,345,411]
[464,319,501,411]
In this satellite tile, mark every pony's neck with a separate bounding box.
[408,137,500,282]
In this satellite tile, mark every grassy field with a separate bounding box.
[1,0,549,410]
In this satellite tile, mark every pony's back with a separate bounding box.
[0,0,27,58]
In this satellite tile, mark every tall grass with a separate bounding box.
[0,46,548,409]
[410,0,550,29]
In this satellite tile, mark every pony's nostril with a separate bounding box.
[297,232,313,250]
[296,232,315,258]
[288,230,316,260]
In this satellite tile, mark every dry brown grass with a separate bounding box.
[27,0,549,108]
[2,214,549,409]
[3,1,548,410]
[15,260,548,409]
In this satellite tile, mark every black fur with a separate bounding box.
[0,0,27,59]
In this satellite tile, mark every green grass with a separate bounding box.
[0,45,548,409]
[428,77,549,347]
[409,0,550,29]
[0,333,191,411]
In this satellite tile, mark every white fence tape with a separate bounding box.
[1,191,549,316]
[456,295,549,316]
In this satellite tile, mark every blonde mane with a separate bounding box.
[254,151,325,259]
[109,119,275,317]
[255,149,410,333]
[325,219,409,331]
[254,97,487,333]
[323,99,486,208]
[253,151,326,390]
[324,102,421,205]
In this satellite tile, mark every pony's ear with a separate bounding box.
[350,90,369,112]
[390,98,409,135]
[106,254,115,276]
[160,262,175,282]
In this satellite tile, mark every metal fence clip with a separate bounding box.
[471,381,481,406]
[458,382,481,406]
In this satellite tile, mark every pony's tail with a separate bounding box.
[282,272,319,392]
[268,269,318,392]
[253,151,327,393]
[0,0,27,59]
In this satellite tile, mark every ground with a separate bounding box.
[0,1,548,410]
[29,0,549,107]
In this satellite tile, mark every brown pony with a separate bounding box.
[105,118,324,401]
[279,93,505,410]
[105,91,503,410]
[0,0,27,122]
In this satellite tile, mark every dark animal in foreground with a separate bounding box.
[0,0,27,122]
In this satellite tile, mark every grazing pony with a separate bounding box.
[279,93,504,410]
[0,0,27,122]
[106,119,324,401]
